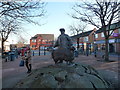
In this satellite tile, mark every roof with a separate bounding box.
[71,30,93,39]
[31,34,54,40]
[96,21,120,34]
[31,37,37,39]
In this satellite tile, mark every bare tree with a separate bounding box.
[71,0,120,61]
[0,17,19,54]
[17,35,28,48]
[0,1,46,24]
[0,1,46,54]
[69,23,87,50]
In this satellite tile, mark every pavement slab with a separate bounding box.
[2,54,119,88]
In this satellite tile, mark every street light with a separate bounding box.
[93,32,97,57]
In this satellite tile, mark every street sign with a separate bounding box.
[112,33,119,37]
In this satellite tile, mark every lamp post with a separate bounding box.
[39,44,40,56]
[93,32,97,57]
[44,46,46,55]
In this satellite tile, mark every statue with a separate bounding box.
[52,28,75,64]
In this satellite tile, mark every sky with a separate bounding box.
[8,0,95,44]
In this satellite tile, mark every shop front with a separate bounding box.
[94,39,119,53]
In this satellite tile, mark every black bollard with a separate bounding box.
[39,48,40,56]
[44,46,46,55]
[33,51,34,56]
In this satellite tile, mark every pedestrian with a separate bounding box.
[24,47,32,73]
[74,50,79,57]
[86,44,89,56]
[94,44,98,57]
[15,48,18,59]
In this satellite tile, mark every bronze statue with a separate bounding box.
[52,28,75,64]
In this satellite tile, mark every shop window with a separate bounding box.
[32,39,36,42]
[95,34,98,38]
[84,36,88,41]
[118,28,120,33]
[101,33,104,37]
[32,45,36,47]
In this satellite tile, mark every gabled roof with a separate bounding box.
[71,30,93,39]
[96,21,120,34]
[31,37,37,39]
[31,34,54,40]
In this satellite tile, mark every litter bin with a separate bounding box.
[8,52,11,61]
[10,51,15,61]
[2,52,9,62]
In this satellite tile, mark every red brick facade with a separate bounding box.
[94,28,120,53]
[30,34,54,50]
[71,22,120,53]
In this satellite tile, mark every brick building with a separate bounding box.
[30,34,54,50]
[71,28,96,52]
[94,22,120,53]
[71,21,120,53]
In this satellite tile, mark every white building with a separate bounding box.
[4,41,10,52]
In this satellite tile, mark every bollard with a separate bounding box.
[94,51,97,57]
[44,49,46,55]
[44,50,46,55]
[33,51,34,56]
[39,49,40,56]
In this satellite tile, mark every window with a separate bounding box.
[32,39,36,42]
[32,45,36,47]
[39,39,41,42]
[118,28,120,33]
[84,36,88,41]
[109,30,114,36]
[101,33,104,37]
[95,34,98,38]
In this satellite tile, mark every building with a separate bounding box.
[4,41,10,52]
[94,22,120,53]
[30,34,54,50]
[0,39,10,52]
[71,28,96,52]
[71,21,120,53]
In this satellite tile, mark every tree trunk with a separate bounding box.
[105,38,109,61]
[2,40,5,56]
[77,38,79,50]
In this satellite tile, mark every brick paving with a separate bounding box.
[2,54,119,88]
[74,54,119,73]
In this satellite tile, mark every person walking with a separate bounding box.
[86,44,89,56]
[21,47,32,73]
[25,47,32,73]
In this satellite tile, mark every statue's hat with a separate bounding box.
[59,28,65,32]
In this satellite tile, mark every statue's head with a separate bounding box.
[59,28,65,34]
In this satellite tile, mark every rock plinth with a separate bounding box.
[15,63,111,89]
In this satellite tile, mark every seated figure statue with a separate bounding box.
[51,28,75,64]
